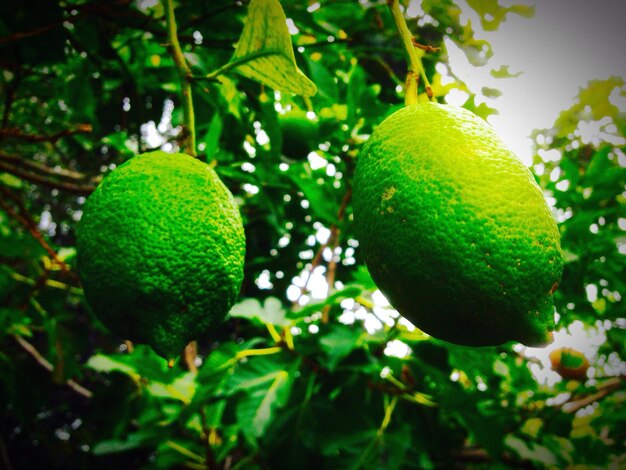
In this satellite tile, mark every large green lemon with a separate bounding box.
[353,103,563,347]
[76,151,245,359]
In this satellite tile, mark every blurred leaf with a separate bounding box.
[201,113,223,160]
[286,162,339,224]
[226,354,298,446]
[505,435,558,467]
[0,308,32,339]
[465,0,534,31]
[481,86,502,98]
[146,372,196,404]
[319,324,363,370]
[231,296,289,326]
[490,65,523,78]
[86,354,138,377]
[93,429,162,455]
[288,285,362,319]
[305,55,339,103]
[86,345,179,383]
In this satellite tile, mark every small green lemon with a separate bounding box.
[76,151,245,359]
[279,108,319,159]
[353,103,563,347]
[549,347,589,380]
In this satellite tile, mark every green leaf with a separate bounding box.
[286,162,339,224]
[346,63,366,127]
[465,0,534,31]
[0,308,32,339]
[146,372,196,404]
[86,354,138,377]
[93,430,161,455]
[505,435,558,467]
[319,324,363,371]
[490,65,523,79]
[481,86,502,98]
[86,345,179,383]
[226,354,298,446]
[227,0,316,96]
[201,113,223,160]
[305,56,338,103]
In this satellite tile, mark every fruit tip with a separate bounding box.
[518,330,554,349]
[167,358,175,368]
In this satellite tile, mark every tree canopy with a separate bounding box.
[0,0,624,468]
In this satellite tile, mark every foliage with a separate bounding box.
[0,0,624,468]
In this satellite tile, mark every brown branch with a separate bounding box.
[411,39,441,53]
[296,185,353,305]
[0,0,131,46]
[321,186,352,323]
[0,187,75,278]
[561,377,623,414]
[0,159,96,194]
[0,124,92,143]
[291,238,329,308]
[0,150,96,182]
[0,21,65,46]
[321,230,340,324]
[13,335,93,398]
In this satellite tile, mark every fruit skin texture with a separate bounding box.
[549,348,590,380]
[76,151,245,359]
[353,103,563,347]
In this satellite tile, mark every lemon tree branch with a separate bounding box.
[387,0,433,102]
[164,0,196,156]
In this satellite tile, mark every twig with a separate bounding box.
[411,39,441,53]
[164,0,196,156]
[0,150,97,182]
[13,335,92,398]
[0,21,65,46]
[561,377,622,414]
[0,159,96,194]
[292,238,329,308]
[387,0,433,101]
[6,268,82,294]
[0,189,74,276]
[198,407,218,470]
[0,124,92,142]
[321,186,352,323]
[164,440,206,465]
[357,395,399,466]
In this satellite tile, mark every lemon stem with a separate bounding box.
[387,0,433,102]
[164,0,196,156]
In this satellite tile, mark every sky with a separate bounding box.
[444,0,626,165]
[440,0,626,383]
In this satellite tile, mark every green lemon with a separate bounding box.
[279,108,319,159]
[549,347,589,380]
[353,103,563,347]
[76,151,245,359]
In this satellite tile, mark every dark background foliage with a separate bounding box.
[0,0,624,468]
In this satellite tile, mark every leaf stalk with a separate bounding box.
[387,0,433,102]
[164,0,196,156]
